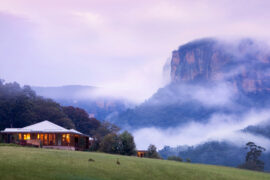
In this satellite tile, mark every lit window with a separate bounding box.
[19,133,22,140]
[27,134,30,140]
[66,134,70,143]
[62,134,65,143]
[37,134,40,139]
[23,133,30,140]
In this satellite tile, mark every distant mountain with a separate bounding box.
[33,85,97,100]
[111,38,270,128]
[32,85,131,120]
[244,124,270,139]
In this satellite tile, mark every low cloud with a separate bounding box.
[133,109,270,150]
[149,81,236,108]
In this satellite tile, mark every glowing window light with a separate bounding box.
[66,134,70,143]
[26,133,30,140]
[23,133,30,140]
[19,133,22,140]
[37,134,40,139]
[62,134,66,143]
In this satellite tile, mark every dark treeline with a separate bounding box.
[0,79,136,155]
[0,79,92,131]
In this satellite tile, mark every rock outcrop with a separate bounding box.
[170,38,270,93]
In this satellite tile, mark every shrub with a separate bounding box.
[168,156,183,162]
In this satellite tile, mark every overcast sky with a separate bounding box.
[1,0,270,102]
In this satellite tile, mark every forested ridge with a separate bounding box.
[0,79,100,135]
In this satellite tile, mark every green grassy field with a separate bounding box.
[0,146,269,180]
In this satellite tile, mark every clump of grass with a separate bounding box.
[88,158,95,162]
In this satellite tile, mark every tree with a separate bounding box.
[99,133,120,153]
[118,131,136,155]
[63,106,101,136]
[238,142,266,171]
[146,144,160,159]
[98,131,136,155]
[90,122,120,151]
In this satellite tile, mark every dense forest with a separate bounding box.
[0,79,96,132]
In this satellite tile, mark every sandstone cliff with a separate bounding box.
[170,38,270,93]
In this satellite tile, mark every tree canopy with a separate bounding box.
[0,80,73,129]
[238,142,266,171]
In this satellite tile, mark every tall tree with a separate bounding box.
[99,133,120,153]
[146,144,160,159]
[118,131,136,155]
[238,142,266,171]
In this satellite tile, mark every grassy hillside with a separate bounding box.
[0,146,269,180]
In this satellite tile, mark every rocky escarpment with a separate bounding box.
[112,38,270,128]
[171,38,270,93]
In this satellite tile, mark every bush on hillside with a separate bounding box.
[168,156,183,162]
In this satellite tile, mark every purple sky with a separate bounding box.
[1,0,270,102]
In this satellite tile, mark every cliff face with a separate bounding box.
[112,38,270,129]
[170,39,270,93]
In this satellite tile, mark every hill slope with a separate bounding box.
[0,146,269,180]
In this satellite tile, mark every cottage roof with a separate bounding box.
[23,120,67,131]
[1,120,89,137]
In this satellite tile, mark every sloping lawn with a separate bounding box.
[0,146,269,180]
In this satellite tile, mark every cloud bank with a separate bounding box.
[133,110,270,150]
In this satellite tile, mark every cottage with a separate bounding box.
[0,120,90,150]
[137,150,147,157]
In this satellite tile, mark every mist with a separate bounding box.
[133,109,270,150]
